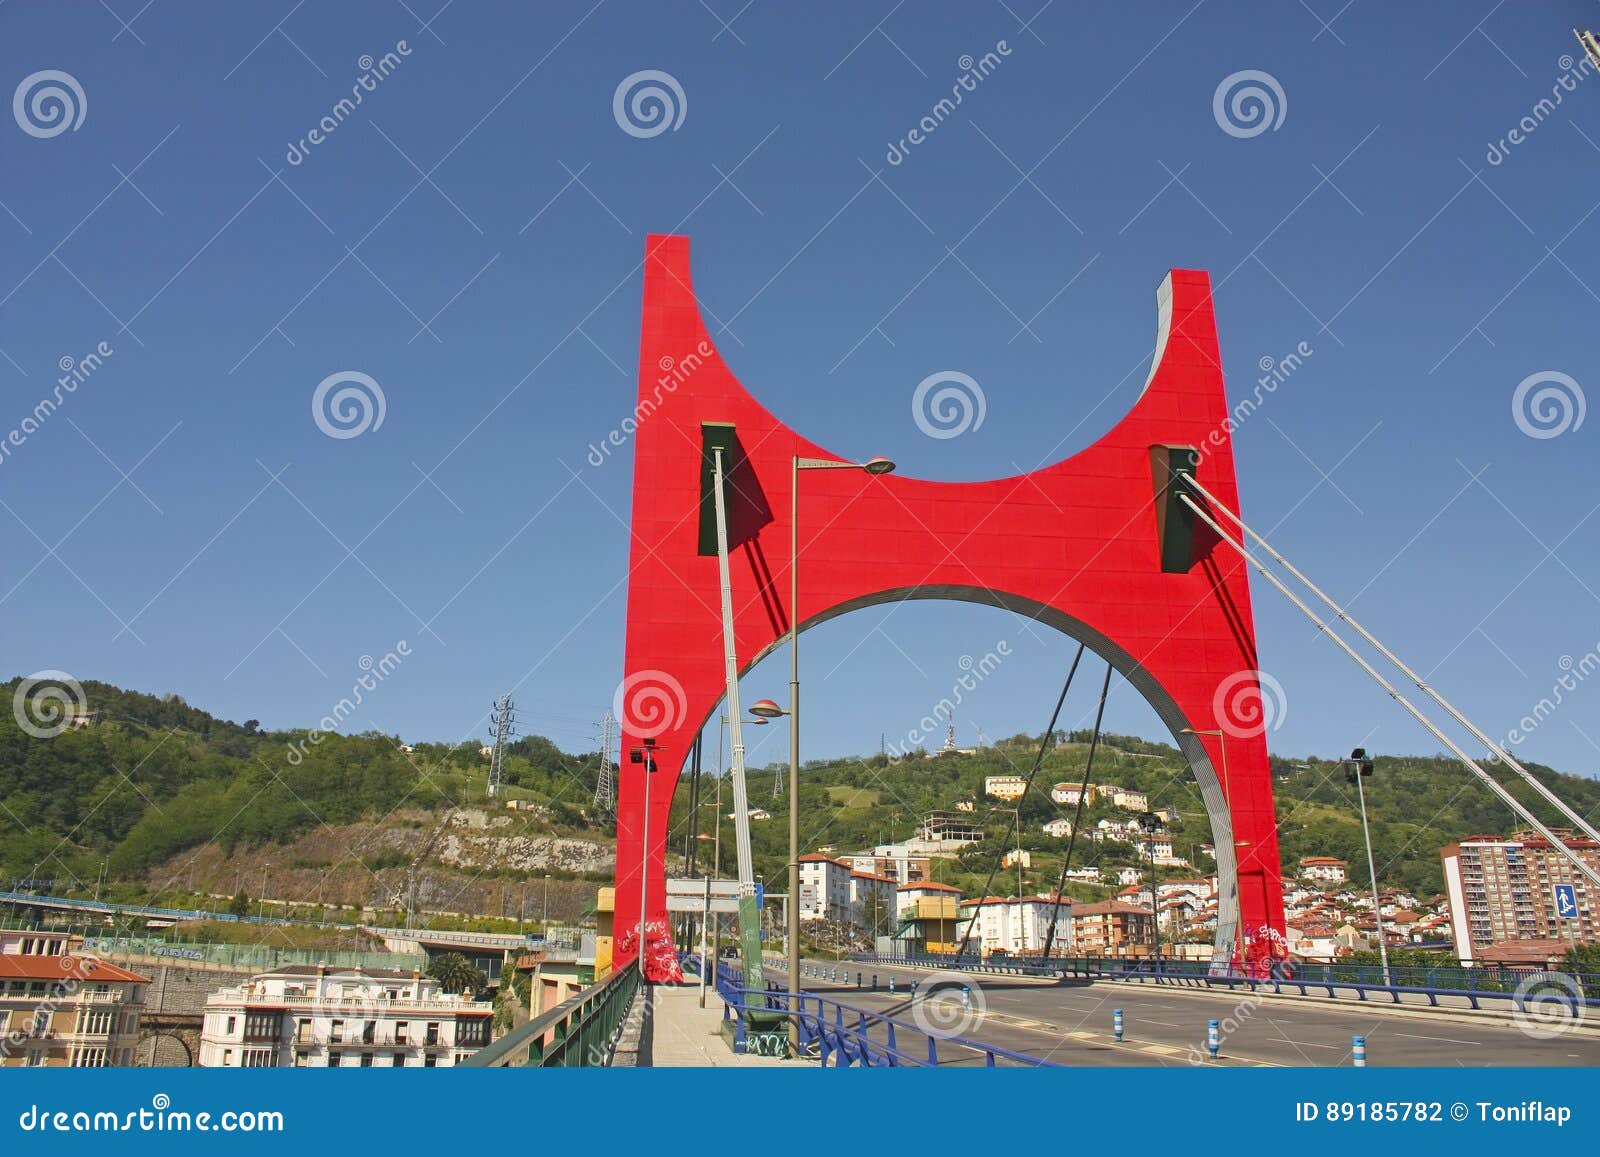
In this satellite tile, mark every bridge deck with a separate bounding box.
[647,983,809,1067]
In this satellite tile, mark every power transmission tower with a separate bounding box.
[593,710,616,814]
[488,695,516,799]
[772,761,783,799]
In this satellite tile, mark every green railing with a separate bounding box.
[81,935,426,973]
[465,968,640,1067]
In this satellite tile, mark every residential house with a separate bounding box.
[198,966,491,1068]
[0,940,149,1068]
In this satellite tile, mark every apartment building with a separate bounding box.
[1441,830,1600,963]
[1070,900,1156,956]
[956,896,1072,957]
[839,844,931,887]
[0,934,149,1068]
[797,854,855,924]
[1298,856,1349,884]
[198,966,492,1067]
[984,774,1027,801]
[1050,783,1094,806]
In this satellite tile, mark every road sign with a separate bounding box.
[755,882,764,910]
[1554,883,1579,921]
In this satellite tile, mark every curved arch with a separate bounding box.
[615,234,1284,978]
[695,586,1242,963]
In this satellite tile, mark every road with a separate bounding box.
[775,958,1600,1067]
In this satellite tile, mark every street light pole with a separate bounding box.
[1181,726,1240,969]
[1346,748,1390,984]
[543,873,550,930]
[784,454,894,1042]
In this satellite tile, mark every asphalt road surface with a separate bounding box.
[774,958,1600,1068]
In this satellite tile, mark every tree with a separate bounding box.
[427,951,488,996]
[229,891,250,917]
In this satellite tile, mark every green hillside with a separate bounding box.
[5,678,1599,910]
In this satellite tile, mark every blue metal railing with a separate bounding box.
[848,951,1600,1016]
[706,958,1063,1067]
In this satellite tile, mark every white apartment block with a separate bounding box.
[198,966,492,1068]
[1050,783,1094,806]
[956,897,1073,956]
[798,855,855,924]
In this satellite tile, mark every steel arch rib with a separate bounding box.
[613,234,1285,979]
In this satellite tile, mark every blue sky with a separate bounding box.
[3,1,1599,778]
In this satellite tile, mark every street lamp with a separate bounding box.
[1344,747,1390,984]
[786,453,895,1033]
[1138,813,1163,970]
[543,873,551,931]
[1180,726,1242,967]
[630,738,664,978]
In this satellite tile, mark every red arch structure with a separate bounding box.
[615,234,1285,979]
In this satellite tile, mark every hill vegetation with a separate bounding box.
[5,678,1599,914]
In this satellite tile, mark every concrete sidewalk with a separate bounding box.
[646,983,812,1067]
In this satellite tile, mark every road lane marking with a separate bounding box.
[1392,1032,1479,1045]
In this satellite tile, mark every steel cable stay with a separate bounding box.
[950,642,1086,964]
[1174,485,1600,891]
[1041,661,1115,961]
[1182,472,1600,849]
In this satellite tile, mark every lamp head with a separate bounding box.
[863,456,896,475]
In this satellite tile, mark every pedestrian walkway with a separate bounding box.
[646,982,811,1067]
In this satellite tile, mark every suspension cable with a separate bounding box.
[951,643,1086,963]
[1176,488,1600,890]
[1040,661,1114,961]
[1181,473,1600,848]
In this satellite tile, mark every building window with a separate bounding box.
[425,1022,440,1046]
[330,1019,344,1044]
[295,1051,309,1067]
[328,1052,342,1067]
[225,1016,236,1036]
[222,1049,233,1067]
[391,1054,404,1067]
[360,1053,374,1067]
[395,1021,408,1045]
[423,1054,437,1067]
[241,1048,275,1068]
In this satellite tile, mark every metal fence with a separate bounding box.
[852,950,1600,1013]
[708,958,1062,1067]
[81,935,425,973]
[465,968,640,1067]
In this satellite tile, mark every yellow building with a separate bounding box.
[1,952,150,1067]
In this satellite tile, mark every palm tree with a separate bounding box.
[427,952,487,996]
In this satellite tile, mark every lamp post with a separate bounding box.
[781,454,895,1036]
[543,873,550,931]
[1344,747,1390,984]
[630,738,663,978]
[1181,726,1242,969]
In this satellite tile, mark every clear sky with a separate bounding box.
[3,2,1599,778]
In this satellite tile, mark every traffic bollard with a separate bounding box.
[1352,1035,1366,1067]
[1113,1008,1124,1042]
[1207,1019,1219,1059]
